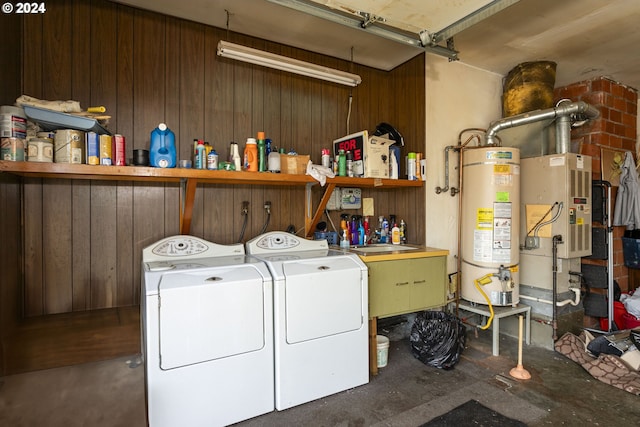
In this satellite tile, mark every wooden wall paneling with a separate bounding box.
[262,42,283,235]
[230,35,254,243]
[132,183,165,301]
[115,5,134,163]
[0,175,22,327]
[172,19,203,237]
[22,12,43,99]
[66,0,93,313]
[132,9,165,153]
[43,179,73,314]
[161,17,184,237]
[247,38,266,240]
[23,179,44,317]
[90,182,118,309]
[0,10,21,105]
[131,10,168,302]
[0,174,22,376]
[114,5,136,306]
[90,0,118,119]
[41,1,72,100]
[71,181,91,312]
[115,183,134,307]
[204,29,234,243]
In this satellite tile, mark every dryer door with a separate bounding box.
[157,265,267,370]
[282,256,364,344]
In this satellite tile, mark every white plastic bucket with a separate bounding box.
[376,335,390,368]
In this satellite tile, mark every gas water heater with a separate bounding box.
[461,147,520,306]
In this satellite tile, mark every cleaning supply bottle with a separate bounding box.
[338,149,346,176]
[257,131,267,172]
[244,137,258,171]
[268,145,281,173]
[389,145,400,179]
[363,216,370,245]
[381,217,389,243]
[195,140,205,169]
[358,218,365,246]
[391,223,401,244]
[340,230,350,249]
[350,215,359,246]
[149,123,176,168]
[340,214,350,243]
[230,142,242,171]
[400,219,407,244]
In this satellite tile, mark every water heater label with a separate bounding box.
[486,151,513,160]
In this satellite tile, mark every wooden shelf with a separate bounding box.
[0,160,423,235]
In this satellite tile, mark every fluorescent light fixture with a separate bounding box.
[217,41,362,87]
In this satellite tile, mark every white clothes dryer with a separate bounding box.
[141,235,274,427]
[246,231,369,410]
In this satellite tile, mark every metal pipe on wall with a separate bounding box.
[485,101,600,146]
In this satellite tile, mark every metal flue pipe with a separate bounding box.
[485,101,600,146]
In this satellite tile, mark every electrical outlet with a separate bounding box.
[242,201,249,215]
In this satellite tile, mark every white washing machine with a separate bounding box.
[245,231,369,410]
[141,235,274,427]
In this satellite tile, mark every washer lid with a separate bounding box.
[157,263,271,370]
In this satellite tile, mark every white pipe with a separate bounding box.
[519,287,581,307]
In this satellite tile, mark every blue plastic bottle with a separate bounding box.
[150,123,176,168]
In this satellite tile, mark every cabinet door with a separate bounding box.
[368,256,446,318]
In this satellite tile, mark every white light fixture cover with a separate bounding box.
[217,41,362,87]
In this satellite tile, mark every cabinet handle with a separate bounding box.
[395,281,409,286]
[413,279,426,284]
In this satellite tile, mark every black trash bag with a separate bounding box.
[410,311,466,370]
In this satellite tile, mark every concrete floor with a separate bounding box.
[1,327,639,426]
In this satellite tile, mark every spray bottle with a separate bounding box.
[400,219,407,244]
[350,215,359,246]
[358,217,365,246]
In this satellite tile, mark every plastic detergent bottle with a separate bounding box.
[244,138,258,171]
[257,132,267,172]
[391,223,401,244]
[149,123,176,168]
[268,145,281,173]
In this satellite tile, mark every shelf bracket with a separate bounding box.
[305,182,336,238]
[180,178,198,235]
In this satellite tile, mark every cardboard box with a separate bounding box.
[281,154,310,174]
[333,131,392,178]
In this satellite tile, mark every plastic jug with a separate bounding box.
[150,123,176,168]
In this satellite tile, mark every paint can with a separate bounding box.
[0,106,27,139]
[112,134,126,166]
[27,137,53,162]
[54,129,85,163]
[86,132,100,165]
[1,137,25,161]
[99,134,113,165]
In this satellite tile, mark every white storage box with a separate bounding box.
[333,131,392,178]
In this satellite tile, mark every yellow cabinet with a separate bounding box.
[367,256,447,318]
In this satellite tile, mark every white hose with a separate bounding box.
[519,287,581,307]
